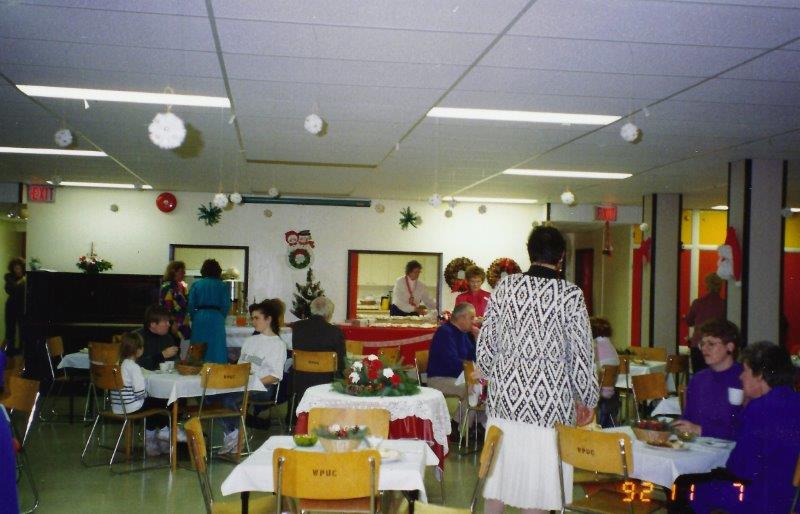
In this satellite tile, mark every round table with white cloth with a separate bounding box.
[296,384,451,456]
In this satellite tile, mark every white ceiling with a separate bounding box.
[1,0,799,208]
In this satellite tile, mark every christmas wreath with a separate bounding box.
[288,248,311,270]
[487,257,521,288]
[444,256,476,293]
[332,355,420,397]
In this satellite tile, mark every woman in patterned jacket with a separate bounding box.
[159,260,190,342]
[477,226,599,513]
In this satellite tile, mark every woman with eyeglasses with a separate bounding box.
[672,319,744,440]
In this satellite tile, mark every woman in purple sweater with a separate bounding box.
[672,319,742,440]
[668,341,800,514]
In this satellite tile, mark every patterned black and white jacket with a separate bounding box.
[476,265,599,427]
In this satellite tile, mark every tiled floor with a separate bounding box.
[14,399,667,513]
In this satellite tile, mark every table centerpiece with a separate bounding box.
[313,424,368,452]
[332,354,420,397]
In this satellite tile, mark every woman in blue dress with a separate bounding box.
[187,259,231,364]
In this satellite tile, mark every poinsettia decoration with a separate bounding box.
[197,203,222,226]
[399,206,422,230]
[332,354,420,397]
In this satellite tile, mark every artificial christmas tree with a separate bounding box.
[291,268,324,319]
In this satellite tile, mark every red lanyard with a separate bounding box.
[405,276,417,306]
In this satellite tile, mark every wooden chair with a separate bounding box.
[274,448,381,513]
[556,424,659,514]
[631,372,669,422]
[196,362,252,459]
[84,342,122,421]
[627,347,667,362]
[378,346,401,364]
[414,350,429,386]
[468,425,503,513]
[598,365,620,426]
[346,340,364,356]
[790,453,800,514]
[187,342,207,362]
[665,354,689,393]
[1,376,41,514]
[308,407,390,438]
[677,384,687,412]
[414,504,470,514]
[111,334,123,344]
[184,417,276,514]
[288,350,338,432]
[459,360,485,453]
[80,363,172,472]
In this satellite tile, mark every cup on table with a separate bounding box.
[159,362,170,372]
[727,387,744,406]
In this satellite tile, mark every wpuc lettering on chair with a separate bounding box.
[576,446,595,456]
[312,468,337,477]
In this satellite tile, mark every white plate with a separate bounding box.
[645,441,689,451]
[696,438,732,448]
[379,449,401,462]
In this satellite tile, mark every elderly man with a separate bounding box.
[427,302,477,434]
[288,296,346,421]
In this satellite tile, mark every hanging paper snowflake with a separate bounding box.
[304,114,325,135]
[399,206,422,230]
[428,194,442,207]
[374,203,385,214]
[212,193,229,209]
[197,203,222,226]
[561,190,576,205]
[620,122,642,143]
[229,192,243,205]
[54,128,74,148]
[148,112,186,149]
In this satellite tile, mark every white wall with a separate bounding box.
[0,221,24,338]
[26,189,546,322]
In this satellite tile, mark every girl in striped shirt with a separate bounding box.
[111,332,146,415]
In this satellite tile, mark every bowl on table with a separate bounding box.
[319,438,362,453]
[293,434,318,447]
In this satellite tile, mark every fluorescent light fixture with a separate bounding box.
[442,196,537,205]
[427,107,620,125]
[0,146,107,157]
[503,169,631,180]
[46,181,152,190]
[791,208,800,213]
[18,85,230,108]
[711,205,728,211]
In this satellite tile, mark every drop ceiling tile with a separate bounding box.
[674,77,800,105]
[211,0,531,33]
[721,50,800,81]
[217,20,494,65]
[510,0,800,48]
[224,54,467,89]
[17,0,208,16]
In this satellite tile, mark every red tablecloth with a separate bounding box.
[340,325,438,366]
[294,412,447,470]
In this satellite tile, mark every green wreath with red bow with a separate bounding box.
[444,256,476,293]
[487,257,521,288]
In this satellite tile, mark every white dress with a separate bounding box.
[476,268,599,510]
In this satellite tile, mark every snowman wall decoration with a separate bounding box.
[286,229,315,269]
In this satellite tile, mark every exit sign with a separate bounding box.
[595,205,617,222]
[28,184,55,203]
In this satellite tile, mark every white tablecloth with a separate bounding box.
[651,396,682,417]
[615,360,666,389]
[602,426,733,488]
[296,384,451,454]
[58,350,90,370]
[143,370,266,405]
[220,436,437,500]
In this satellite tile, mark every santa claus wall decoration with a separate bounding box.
[286,229,315,269]
[717,226,742,286]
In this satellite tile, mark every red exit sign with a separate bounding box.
[28,184,55,203]
[595,205,617,222]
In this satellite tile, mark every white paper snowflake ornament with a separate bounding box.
[428,194,442,207]
[561,190,576,205]
[54,128,74,148]
[478,205,487,214]
[304,114,325,135]
[212,193,229,209]
[620,122,642,143]
[267,187,280,198]
[148,111,186,149]
[229,192,243,205]
[639,222,649,233]
[374,203,385,214]
[264,209,273,218]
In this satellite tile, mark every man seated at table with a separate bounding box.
[668,341,800,514]
[288,296,346,422]
[390,260,437,316]
[220,299,287,454]
[135,305,179,371]
[672,319,743,440]
[427,302,476,436]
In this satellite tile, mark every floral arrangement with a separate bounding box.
[332,355,420,397]
[313,424,369,440]
[487,257,521,288]
[76,254,113,274]
[444,256,476,292]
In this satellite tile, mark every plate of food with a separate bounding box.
[645,440,688,451]
[696,437,732,448]
[378,448,402,462]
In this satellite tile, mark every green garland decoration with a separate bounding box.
[197,203,222,226]
[288,248,311,269]
[399,206,422,230]
[332,356,421,397]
